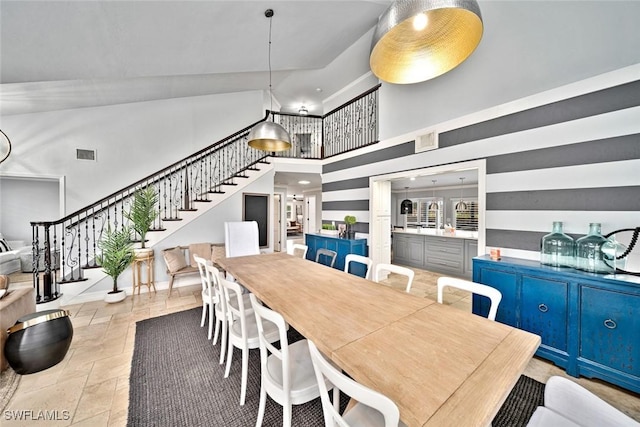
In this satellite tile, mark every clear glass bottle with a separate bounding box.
[600,235,627,274]
[541,221,575,267]
[575,223,609,273]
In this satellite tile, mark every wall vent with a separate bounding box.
[415,131,438,153]
[76,149,96,161]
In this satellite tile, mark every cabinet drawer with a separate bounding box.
[521,276,568,352]
[425,254,463,272]
[424,237,463,256]
[580,286,640,377]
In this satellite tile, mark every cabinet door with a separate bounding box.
[580,286,640,378]
[394,236,410,262]
[473,267,517,326]
[521,276,568,352]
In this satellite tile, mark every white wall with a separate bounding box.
[1,90,264,213]
[378,1,640,140]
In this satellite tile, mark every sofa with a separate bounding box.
[0,233,31,275]
[0,275,36,372]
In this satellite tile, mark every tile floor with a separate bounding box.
[3,265,639,426]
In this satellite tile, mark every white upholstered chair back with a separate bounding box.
[224,221,260,258]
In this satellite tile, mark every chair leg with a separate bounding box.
[240,347,249,405]
[213,316,221,345]
[167,275,175,297]
[283,403,292,427]
[219,320,227,365]
[200,304,206,328]
[224,342,233,378]
[255,383,267,427]
[207,305,214,340]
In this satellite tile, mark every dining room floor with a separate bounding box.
[3,265,639,426]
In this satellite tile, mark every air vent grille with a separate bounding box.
[415,131,438,153]
[76,149,96,161]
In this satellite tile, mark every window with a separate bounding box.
[405,198,443,229]
[452,199,478,231]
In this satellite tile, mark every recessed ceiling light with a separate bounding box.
[298,180,310,185]
[316,88,322,92]
[410,177,416,181]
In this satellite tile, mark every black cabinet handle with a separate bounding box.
[538,303,548,313]
[603,319,617,329]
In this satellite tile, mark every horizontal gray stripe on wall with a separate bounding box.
[487,133,640,174]
[323,200,370,211]
[486,229,546,251]
[322,177,370,192]
[487,186,640,211]
[323,141,415,174]
[321,221,370,234]
[440,80,640,148]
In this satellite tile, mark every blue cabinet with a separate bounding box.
[305,234,368,275]
[472,255,640,393]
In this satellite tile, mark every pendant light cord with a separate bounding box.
[267,12,274,114]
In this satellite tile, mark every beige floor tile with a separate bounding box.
[71,411,110,427]
[85,352,132,386]
[72,378,117,424]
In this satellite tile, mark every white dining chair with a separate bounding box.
[220,276,279,406]
[194,255,217,340]
[308,340,406,427]
[436,277,502,321]
[250,294,320,427]
[344,254,373,279]
[287,243,308,259]
[205,263,234,364]
[527,376,639,427]
[224,221,261,282]
[373,263,415,292]
[315,248,337,268]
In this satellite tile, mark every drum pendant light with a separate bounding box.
[455,177,468,211]
[370,0,483,84]
[401,187,413,215]
[248,9,292,152]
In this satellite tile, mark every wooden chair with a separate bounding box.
[287,243,308,259]
[344,254,373,279]
[220,277,279,406]
[527,376,639,427]
[436,277,502,321]
[315,248,337,268]
[162,243,224,296]
[373,263,414,292]
[250,294,319,427]
[308,340,406,427]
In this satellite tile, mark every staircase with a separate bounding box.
[28,84,381,306]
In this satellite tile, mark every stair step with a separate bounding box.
[222,182,238,186]
[59,277,89,284]
[82,264,101,270]
[258,160,270,164]
[162,218,183,222]
[246,167,259,171]
[207,190,226,194]
[148,228,167,232]
[179,208,198,212]
[193,198,211,203]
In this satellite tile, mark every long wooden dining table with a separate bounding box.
[216,252,541,427]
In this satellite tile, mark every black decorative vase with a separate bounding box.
[4,309,73,375]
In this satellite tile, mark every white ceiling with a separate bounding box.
[0,0,391,116]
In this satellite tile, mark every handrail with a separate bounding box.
[28,84,381,303]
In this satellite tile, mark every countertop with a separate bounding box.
[393,228,478,240]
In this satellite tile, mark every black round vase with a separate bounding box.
[4,309,73,375]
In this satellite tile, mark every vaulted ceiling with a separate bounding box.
[0,0,391,116]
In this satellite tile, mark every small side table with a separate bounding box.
[132,251,156,295]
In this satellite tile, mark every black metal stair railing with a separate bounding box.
[28,84,381,303]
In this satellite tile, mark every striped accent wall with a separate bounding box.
[322,70,640,261]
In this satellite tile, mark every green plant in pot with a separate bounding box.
[97,225,135,303]
[124,186,158,252]
[344,215,357,239]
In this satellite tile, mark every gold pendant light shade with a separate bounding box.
[370,0,483,84]
[247,120,292,152]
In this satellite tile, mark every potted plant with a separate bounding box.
[97,225,135,303]
[125,186,158,254]
[344,215,357,239]
[320,223,339,236]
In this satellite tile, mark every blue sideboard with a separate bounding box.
[472,255,640,393]
[305,234,368,275]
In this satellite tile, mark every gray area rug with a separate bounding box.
[0,368,20,412]
[128,308,544,427]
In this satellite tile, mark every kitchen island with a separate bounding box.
[393,229,478,278]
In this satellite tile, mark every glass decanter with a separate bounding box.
[601,235,627,274]
[541,221,575,267]
[575,223,609,273]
